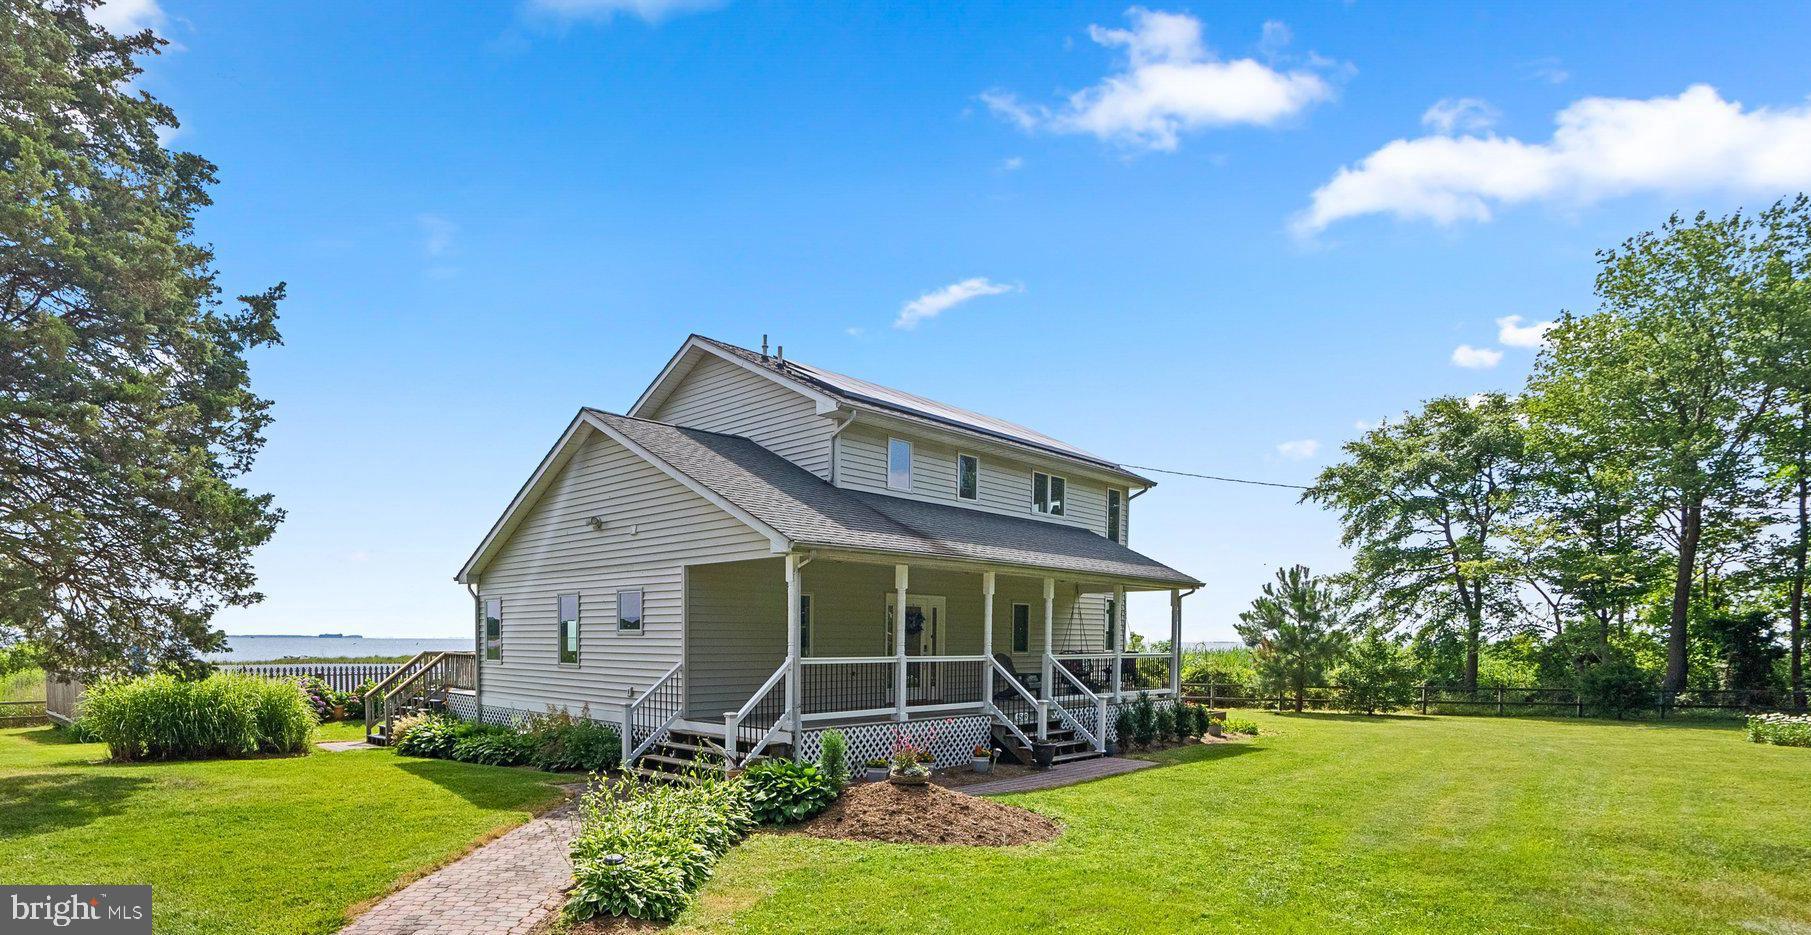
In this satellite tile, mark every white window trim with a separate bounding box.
[956,452,980,501]
[616,588,644,635]
[1033,471,1067,516]
[1010,602,1031,654]
[557,593,580,665]
[887,437,913,491]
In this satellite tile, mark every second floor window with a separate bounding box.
[483,598,502,661]
[558,594,579,664]
[1033,471,1066,516]
[1011,603,1030,653]
[957,453,978,501]
[1105,597,1117,651]
[887,438,912,491]
[1107,489,1122,541]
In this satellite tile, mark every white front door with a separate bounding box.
[885,594,946,702]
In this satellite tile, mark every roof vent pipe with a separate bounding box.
[761,335,769,360]
[777,345,784,362]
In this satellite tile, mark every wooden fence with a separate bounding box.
[219,663,400,693]
[1184,678,1808,719]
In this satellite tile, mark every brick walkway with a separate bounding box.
[961,756,1155,795]
[340,800,581,935]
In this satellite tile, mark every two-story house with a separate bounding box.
[451,335,1200,775]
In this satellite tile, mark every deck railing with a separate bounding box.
[724,661,789,766]
[622,662,684,765]
[371,651,474,742]
[1047,655,1106,751]
[800,658,895,718]
[1051,652,1175,697]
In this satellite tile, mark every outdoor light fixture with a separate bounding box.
[587,516,605,532]
[603,854,625,866]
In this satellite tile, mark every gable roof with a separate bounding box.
[586,410,1199,589]
[631,335,1154,487]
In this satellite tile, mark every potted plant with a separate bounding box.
[970,743,997,773]
[1207,710,1226,738]
[862,758,889,783]
[888,735,932,786]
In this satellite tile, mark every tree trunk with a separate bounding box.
[1463,609,1482,692]
[1792,465,1807,709]
[1666,496,1703,691]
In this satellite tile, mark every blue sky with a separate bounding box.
[104,0,1811,641]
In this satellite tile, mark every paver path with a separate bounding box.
[340,800,581,935]
[960,756,1154,795]
[318,739,376,752]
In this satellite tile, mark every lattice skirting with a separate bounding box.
[796,715,993,772]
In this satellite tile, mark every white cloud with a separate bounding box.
[1296,85,1811,234]
[982,8,1337,152]
[1276,438,1321,460]
[1001,156,1025,172]
[1451,344,1504,369]
[418,214,457,257]
[1354,417,1387,432]
[894,278,1019,330]
[1496,314,1555,348]
[1524,57,1570,85]
[844,326,865,337]
[91,0,164,33]
[526,0,721,22]
[1421,97,1498,134]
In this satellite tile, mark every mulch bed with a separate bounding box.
[930,761,1039,788]
[794,780,1062,846]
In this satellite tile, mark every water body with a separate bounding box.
[208,635,469,662]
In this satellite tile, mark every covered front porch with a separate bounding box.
[624,551,1192,769]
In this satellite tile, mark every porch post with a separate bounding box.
[981,571,996,711]
[1169,589,1183,697]
[894,563,909,723]
[785,554,802,740]
[1039,577,1054,741]
[1111,583,1126,702]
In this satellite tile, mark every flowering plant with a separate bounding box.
[1747,712,1811,748]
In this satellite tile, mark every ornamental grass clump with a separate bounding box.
[566,771,753,922]
[80,672,315,761]
[1747,713,1811,748]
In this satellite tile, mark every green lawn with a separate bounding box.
[676,712,1811,934]
[0,725,568,935]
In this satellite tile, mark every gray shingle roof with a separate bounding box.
[693,336,1153,485]
[591,410,1200,588]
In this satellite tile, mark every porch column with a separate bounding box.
[785,554,802,738]
[1039,577,1054,741]
[981,571,996,711]
[1170,589,1183,696]
[1111,583,1126,702]
[894,563,909,723]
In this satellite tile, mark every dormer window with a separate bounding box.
[1107,489,1122,541]
[957,454,979,501]
[887,438,913,491]
[1033,472,1065,516]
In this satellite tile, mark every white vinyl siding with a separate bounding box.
[476,428,775,718]
[648,352,836,479]
[835,423,1113,535]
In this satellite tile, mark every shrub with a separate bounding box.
[817,728,849,790]
[1154,704,1177,743]
[523,708,622,772]
[566,773,753,922]
[80,672,315,761]
[295,676,336,721]
[1223,717,1260,736]
[1334,627,1419,714]
[1748,713,1811,747]
[1113,706,1136,747]
[395,714,462,758]
[1576,654,1656,718]
[740,759,837,825]
[1129,693,1158,747]
[450,723,536,766]
[63,718,102,743]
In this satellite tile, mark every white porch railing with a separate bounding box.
[1047,654,1106,751]
[987,655,1042,749]
[723,661,789,767]
[1050,652,1177,698]
[794,655,993,722]
[621,662,684,766]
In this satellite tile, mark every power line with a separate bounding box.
[1123,464,1313,491]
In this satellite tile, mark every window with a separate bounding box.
[1011,603,1030,653]
[887,438,913,491]
[1105,597,1117,651]
[483,598,502,661]
[956,453,979,501]
[558,594,579,664]
[617,589,643,633]
[1107,489,1122,541]
[1033,472,1066,516]
[798,593,814,655]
